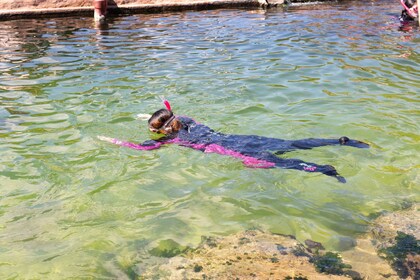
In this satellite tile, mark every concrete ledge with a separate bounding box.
[0,0,342,21]
[0,0,270,20]
[0,7,92,20]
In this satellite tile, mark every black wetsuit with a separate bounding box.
[105,116,369,183]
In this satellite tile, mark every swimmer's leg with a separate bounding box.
[251,152,346,183]
[337,136,369,148]
[275,157,346,183]
[277,137,369,153]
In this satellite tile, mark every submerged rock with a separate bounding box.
[342,204,420,280]
[379,232,420,279]
[371,204,420,280]
[141,205,420,279]
[143,230,354,279]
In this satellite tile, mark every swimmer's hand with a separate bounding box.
[97,135,162,150]
[136,113,152,120]
[97,135,115,143]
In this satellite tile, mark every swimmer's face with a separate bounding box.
[148,123,173,135]
[148,109,177,135]
[148,125,164,134]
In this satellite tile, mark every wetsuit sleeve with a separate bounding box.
[97,136,163,150]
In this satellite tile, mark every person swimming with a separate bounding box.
[98,100,369,183]
[399,0,418,22]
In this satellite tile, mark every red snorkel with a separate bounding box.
[160,96,172,111]
[400,0,418,18]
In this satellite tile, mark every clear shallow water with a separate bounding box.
[0,0,419,278]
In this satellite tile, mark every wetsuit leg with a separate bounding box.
[275,137,369,154]
[251,152,346,183]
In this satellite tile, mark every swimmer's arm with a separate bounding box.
[97,136,163,150]
[136,113,152,120]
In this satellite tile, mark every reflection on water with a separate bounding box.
[0,0,419,278]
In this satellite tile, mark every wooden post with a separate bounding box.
[417,0,420,25]
[93,0,107,22]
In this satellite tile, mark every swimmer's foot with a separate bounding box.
[335,174,346,183]
[322,165,346,183]
[339,136,369,148]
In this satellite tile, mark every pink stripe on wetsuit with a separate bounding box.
[105,116,369,183]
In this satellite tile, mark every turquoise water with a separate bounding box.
[0,1,419,278]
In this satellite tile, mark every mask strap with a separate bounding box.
[159,115,175,132]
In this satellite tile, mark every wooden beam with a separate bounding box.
[417,0,420,25]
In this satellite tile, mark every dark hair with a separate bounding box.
[401,0,417,21]
[404,0,416,7]
[148,109,173,129]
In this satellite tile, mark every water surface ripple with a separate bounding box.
[0,1,419,278]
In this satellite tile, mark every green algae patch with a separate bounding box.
[284,275,308,280]
[149,239,189,258]
[341,204,420,279]
[311,251,352,275]
[379,232,420,279]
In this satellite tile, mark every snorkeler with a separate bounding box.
[399,0,418,22]
[98,100,369,183]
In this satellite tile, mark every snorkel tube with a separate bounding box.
[161,96,172,112]
[400,0,418,18]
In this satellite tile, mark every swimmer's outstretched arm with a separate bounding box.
[97,136,163,150]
